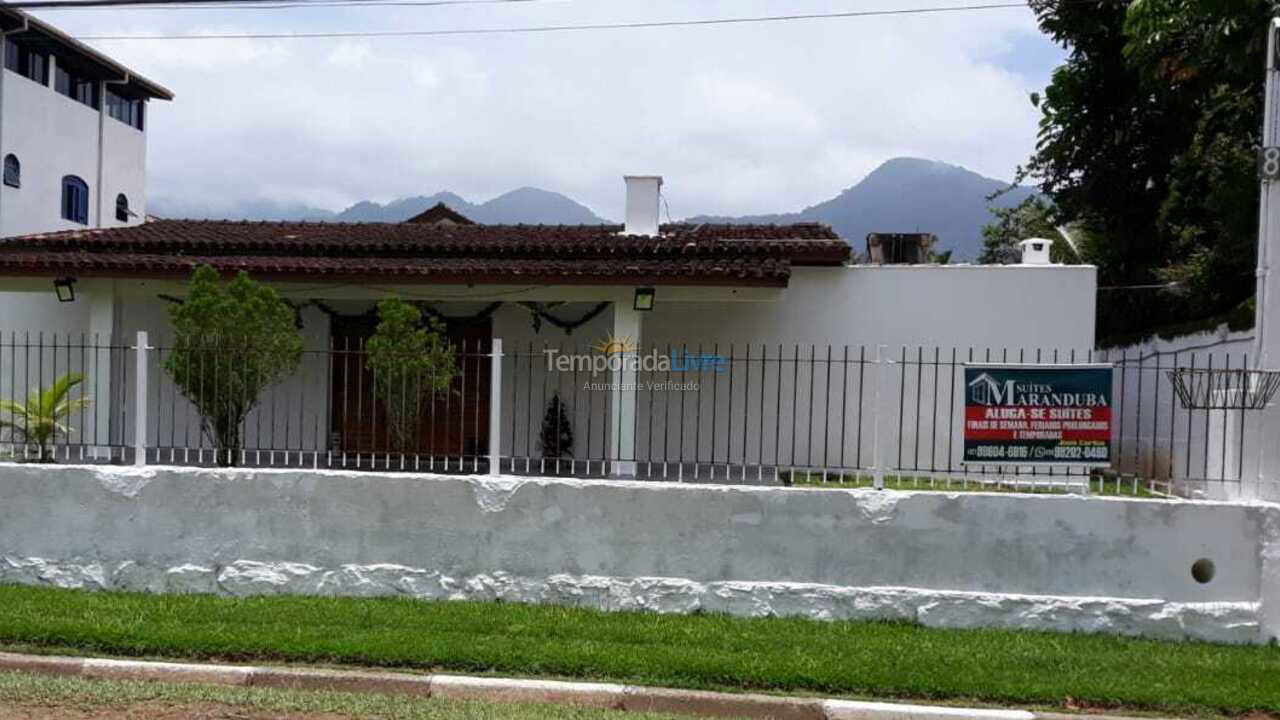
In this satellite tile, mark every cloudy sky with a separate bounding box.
[36,0,1064,220]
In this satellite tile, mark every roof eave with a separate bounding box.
[0,8,174,101]
[0,266,791,288]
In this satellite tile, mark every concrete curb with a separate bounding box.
[0,651,1158,720]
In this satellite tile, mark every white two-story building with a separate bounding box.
[0,8,172,237]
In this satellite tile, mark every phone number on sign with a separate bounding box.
[969,445,1108,461]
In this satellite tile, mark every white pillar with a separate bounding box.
[85,279,118,458]
[1256,20,1280,370]
[1254,19,1280,486]
[133,330,148,466]
[489,338,503,476]
[609,303,641,477]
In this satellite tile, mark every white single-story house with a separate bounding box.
[0,177,1097,478]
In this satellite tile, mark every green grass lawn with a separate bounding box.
[0,669,688,719]
[1,585,1277,717]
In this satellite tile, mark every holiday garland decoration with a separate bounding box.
[159,295,612,335]
[518,301,610,334]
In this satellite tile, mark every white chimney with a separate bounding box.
[1019,237,1054,265]
[623,175,663,236]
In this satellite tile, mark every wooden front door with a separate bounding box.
[329,314,491,461]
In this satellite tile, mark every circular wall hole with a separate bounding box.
[1191,558,1215,584]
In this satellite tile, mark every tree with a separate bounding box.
[538,393,574,460]
[1021,0,1183,339]
[1019,0,1272,341]
[1125,0,1270,319]
[365,298,457,452]
[164,266,303,466]
[979,196,1066,264]
[0,372,90,462]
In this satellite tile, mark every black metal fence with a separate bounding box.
[0,332,132,463]
[141,337,495,471]
[502,342,873,482]
[0,332,1269,497]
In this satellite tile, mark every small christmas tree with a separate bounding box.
[539,393,574,460]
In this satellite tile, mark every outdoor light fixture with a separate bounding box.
[633,287,656,312]
[53,277,77,303]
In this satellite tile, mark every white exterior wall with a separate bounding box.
[0,45,152,348]
[0,464,1276,644]
[643,265,1096,353]
[1095,324,1257,493]
[115,294,332,456]
[100,110,147,227]
[498,265,1096,475]
[0,59,108,236]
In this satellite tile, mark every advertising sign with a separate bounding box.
[963,365,1113,466]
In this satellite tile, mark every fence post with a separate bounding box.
[872,344,886,490]
[489,338,503,476]
[133,330,149,466]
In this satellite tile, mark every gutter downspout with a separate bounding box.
[97,75,131,227]
[0,18,31,237]
[96,74,131,227]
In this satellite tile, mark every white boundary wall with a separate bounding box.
[0,463,1277,644]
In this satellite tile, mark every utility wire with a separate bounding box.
[64,3,1031,41]
[2,0,543,8]
[33,0,561,9]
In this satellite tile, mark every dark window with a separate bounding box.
[115,194,130,223]
[2,154,18,189]
[105,90,144,130]
[54,63,99,109]
[61,176,89,225]
[4,40,48,85]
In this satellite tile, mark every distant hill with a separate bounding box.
[151,187,606,225]
[151,159,1030,260]
[686,158,1036,261]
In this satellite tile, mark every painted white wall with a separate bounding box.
[641,265,1096,352]
[497,265,1097,476]
[100,110,147,227]
[0,464,1275,644]
[1094,324,1257,492]
[0,55,150,236]
[114,294,333,459]
[0,47,153,356]
[0,59,105,236]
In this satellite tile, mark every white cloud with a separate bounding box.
[34,0,1061,220]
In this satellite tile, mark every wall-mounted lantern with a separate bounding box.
[53,277,77,303]
[633,287,655,312]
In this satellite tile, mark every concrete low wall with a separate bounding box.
[1,463,1277,644]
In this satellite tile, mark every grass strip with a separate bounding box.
[0,585,1277,717]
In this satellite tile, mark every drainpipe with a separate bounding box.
[0,18,31,237]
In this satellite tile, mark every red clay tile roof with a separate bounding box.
[0,219,849,287]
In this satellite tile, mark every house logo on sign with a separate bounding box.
[968,373,1015,407]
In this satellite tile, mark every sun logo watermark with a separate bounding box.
[590,333,638,356]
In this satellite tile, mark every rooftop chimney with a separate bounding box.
[1019,238,1054,265]
[623,175,663,236]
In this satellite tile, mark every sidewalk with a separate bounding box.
[0,651,1159,720]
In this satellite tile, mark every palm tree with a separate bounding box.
[0,372,92,463]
